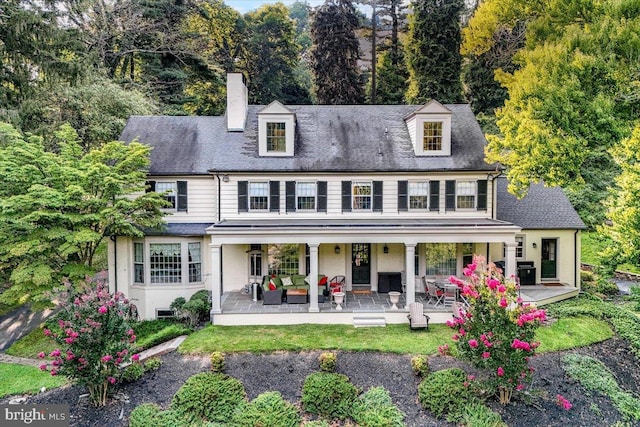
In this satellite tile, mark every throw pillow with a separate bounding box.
[281,276,293,287]
[268,279,277,291]
[304,274,311,285]
[319,276,328,286]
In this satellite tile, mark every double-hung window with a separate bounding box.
[188,242,202,282]
[266,122,286,152]
[409,181,429,210]
[423,122,443,151]
[134,242,144,284]
[156,182,177,209]
[503,236,525,259]
[296,182,316,210]
[456,181,476,209]
[249,182,269,211]
[352,182,372,210]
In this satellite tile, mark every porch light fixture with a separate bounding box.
[532,242,537,248]
[383,244,389,254]
[335,245,340,254]
[222,174,230,182]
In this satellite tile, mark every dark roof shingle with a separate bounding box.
[496,178,585,229]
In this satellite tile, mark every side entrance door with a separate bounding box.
[352,243,371,285]
[541,238,557,279]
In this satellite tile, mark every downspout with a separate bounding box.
[574,229,579,289]
[110,235,118,293]
[214,173,221,222]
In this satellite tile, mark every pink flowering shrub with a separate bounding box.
[446,256,546,404]
[39,276,140,406]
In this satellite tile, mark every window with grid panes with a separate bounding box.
[150,243,181,284]
[156,182,176,209]
[296,182,316,210]
[423,122,443,151]
[409,181,429,209]
[456,181,476,209]
[134,242,144,283]
[503,236,525,259]
[249,182,269,210]
[352,182,372,210]
[188,243,201,282]
[266,122,286,152]
[268,244,299,275]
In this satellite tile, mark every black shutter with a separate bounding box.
[177,181,188,212]
[146,180,156,193]
[477,179,488,210]
[398,180,408,211]
[238,181,248,212]
[317,181,327,212]
[269,181,280,212]
[373,181,383,212]
[445,180,456,211]
[285,181,296,212]
[429,181,440,211]
[342,181,352,212]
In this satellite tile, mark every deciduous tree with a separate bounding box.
[0,123,166,308]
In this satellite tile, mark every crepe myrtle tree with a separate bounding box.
[39,275,141,406]
[446,255,546,404]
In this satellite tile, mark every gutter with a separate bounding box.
[214,173,222,222]
[574,229,579,288]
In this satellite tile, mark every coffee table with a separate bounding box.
[286,288,308,304]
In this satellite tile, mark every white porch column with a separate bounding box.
[210,243,222,317]
[308,243,319,313]
[505,242,517,281]
[405,243,416,308]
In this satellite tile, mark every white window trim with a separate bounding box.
[408,180,429,211]
[156,181,177,211]
[352,181,373,211]
[416,115,451,156]
[133,240,203,286]
[296,181,317,212]
[503,236,525,260]
[258,114,295,157]
[248,181,269,212]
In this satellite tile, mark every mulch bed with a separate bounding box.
[3,338,639,426]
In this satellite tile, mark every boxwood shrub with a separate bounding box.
[171,372,246,424]
[418,368,470,420]
[230,391,301,427]
[351,386,405,427]
[302,372,359,420]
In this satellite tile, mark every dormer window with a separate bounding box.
[423,122,443,151]
[266,122,286,152]
[258,101,295,157]
[404,100,452,156]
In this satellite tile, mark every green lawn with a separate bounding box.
[179,316,613,355]
[0,363,67,398]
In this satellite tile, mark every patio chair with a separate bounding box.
[424,278,444,307]
[407,302,429,330]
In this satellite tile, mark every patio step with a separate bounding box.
[353,314,387,327]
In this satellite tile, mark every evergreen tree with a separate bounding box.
[375,47,409,104]
[242,4,310,104]
[405,0,465,104]
[309,0,364,104]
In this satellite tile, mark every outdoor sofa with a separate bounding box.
[260,274,328,305]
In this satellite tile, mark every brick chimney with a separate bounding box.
[226,73,248,132]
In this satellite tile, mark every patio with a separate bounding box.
[212,284,579,326]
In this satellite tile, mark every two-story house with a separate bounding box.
[108,73,585,324]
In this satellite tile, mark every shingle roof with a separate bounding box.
[496,178,586,229]
[119,104,494,175]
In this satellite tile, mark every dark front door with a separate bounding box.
[352,243,370,285]
[541,238,557,279]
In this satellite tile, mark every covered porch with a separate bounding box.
[211,285,579,326]
[206,218,532,321]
